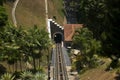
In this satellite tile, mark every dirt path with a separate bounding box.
[12,0,19,27]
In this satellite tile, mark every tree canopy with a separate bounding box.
[71,0,120,69]
[72,0,120,57]
[0,6,8,27]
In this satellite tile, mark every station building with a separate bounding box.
[47,19,83,48]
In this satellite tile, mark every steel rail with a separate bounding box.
[59,44,69,80]
[53,43,69,80]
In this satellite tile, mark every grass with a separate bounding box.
[4,2,13,24]
[79,57,119,80]
[0,58,48,73]
[48,0,64,25]
[4,0,64,29]
[16,0,46,28]
[0,49,49,73]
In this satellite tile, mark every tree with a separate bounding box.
[0,24,21,72]
[0,22,51,72]
[0,6,8,27]
[72,28,101,72]
[75,0,120,60]
[20,25,50,71]
[0,0,4,6]
[73,27,101,55]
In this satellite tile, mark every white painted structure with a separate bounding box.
[47,19,64,38]
[47,19,64,47]
[47,19,52,38]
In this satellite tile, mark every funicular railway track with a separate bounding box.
[53,43,68,80]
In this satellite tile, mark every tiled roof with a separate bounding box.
[64,24,83,41]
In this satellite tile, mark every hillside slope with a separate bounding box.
[4,0,64,28]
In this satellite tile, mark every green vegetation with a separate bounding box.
[48,0,64,24]
[79,58,115,80]
[0,6,8,27]
[0,71,47,80]
[1,73,15,80]
[1,0,120,79]
[0,4,51,79]
[20,71,47,80]
[0,0,3,6]
[20,71,33,80]
[0,1,57,78]
[0,25,51,72]
[77,0,120,58]
[4,0,64,28]
[72,28,102,73]
[71,0,120,74]
[73,28,101,55]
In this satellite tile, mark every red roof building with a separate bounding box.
[63,24,83,48]
[64,24,83,41]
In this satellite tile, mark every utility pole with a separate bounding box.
[45,1,50,80]
[45,0,48,30]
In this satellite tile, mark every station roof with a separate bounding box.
[64,24,83,41]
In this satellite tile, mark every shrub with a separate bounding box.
[20,71,33,80]
[0,73,15,80]
[33,72,47,80]
[0,64,6,76]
